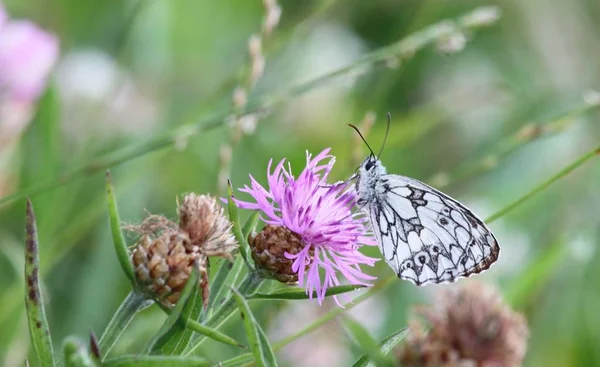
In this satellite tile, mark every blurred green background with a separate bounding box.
[1,0,600,366]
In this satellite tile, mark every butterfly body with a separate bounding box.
[356,155,499,285]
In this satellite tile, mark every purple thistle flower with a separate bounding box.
[234,148,377,305]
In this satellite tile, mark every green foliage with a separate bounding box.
[148,266,201,354]
[231,288,278,367]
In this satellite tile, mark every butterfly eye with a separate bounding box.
[364,158,376,171]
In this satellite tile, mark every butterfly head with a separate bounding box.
[359,155,386,176]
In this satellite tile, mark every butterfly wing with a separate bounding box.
[367,174,499,285]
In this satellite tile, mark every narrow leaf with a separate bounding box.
[231,288,272,367]
[207,258,237,312]
[183,272,264,356]
[25,199,56,367]
[99,290,151,360]
[106,171,135,284]
[352,328,409,367]
[103,355,209,367]
[227,183,253,269]
[148,265,199,354]
[242,210,261,238]
[256,324,278,367]
[185,319,246,349]
[248,284,366,300]
[344,317,392,367]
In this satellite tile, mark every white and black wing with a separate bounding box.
[367,174,499,285]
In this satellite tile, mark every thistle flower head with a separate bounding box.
[233,148,377,304]
[397,282,529,367]
[128,193,237,307]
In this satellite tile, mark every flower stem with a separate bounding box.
[485,145,600,223]
[98,290,152,360]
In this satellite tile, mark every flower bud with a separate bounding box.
[131,234,198,305]
[250,225,313,283]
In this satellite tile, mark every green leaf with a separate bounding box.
[227,184,253,269]
[248,284,366,300]
[24,199,56,367]
[99,290,151,360]
[148,264,200,354]
[351,328,409,367]
[63,336,98,367]
[242,210,261,239]
[184,273,264,356]
[184,319,247,349]
[105,171,135,284]
[207,257,241,316]
[256,323,278,367]
[208,210,260,318]
[343,317,392,367]
[102,355,209,367]
[231,288,277,367]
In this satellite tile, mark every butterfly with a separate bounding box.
[350,115,499,285]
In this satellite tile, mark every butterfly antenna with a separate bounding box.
[377,112,391,159]
[348,124,375,157]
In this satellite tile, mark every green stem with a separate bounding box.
[184,272,264,356]
[0,6,500,206]
[98,290,152,360]
[485,145,600,223]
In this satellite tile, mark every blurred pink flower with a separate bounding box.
[0,4,58,102]
[0,3,59,143]
[234,148,378,304]
[0,3,59,196]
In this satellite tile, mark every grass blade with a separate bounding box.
[231,288,276,367]
[103,355,210,367]
[25,199,56,367]
[352,328,409,367]
[106,171,135,284]
[343,317,392,367]
[248,284,366,300]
